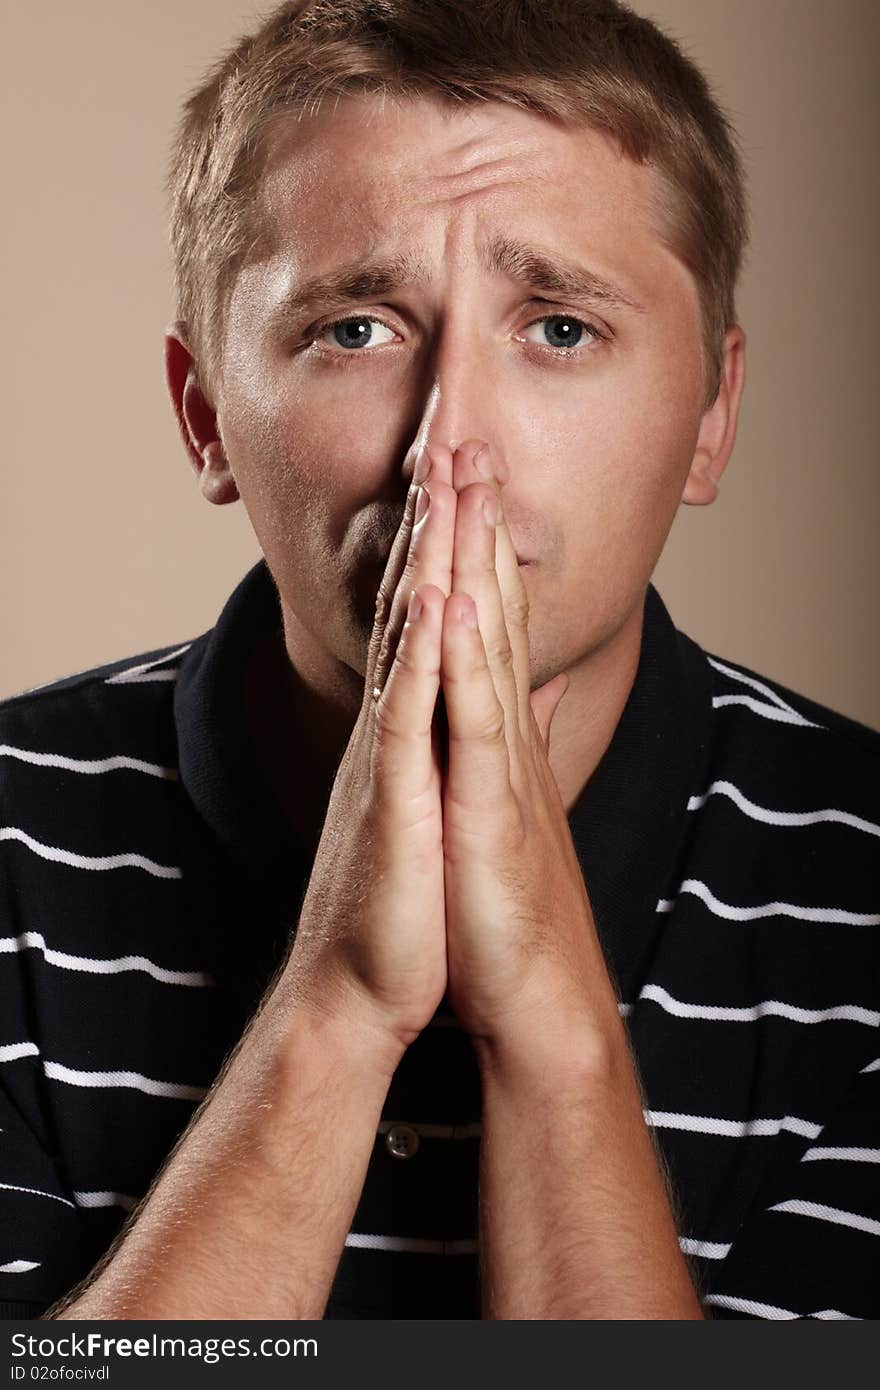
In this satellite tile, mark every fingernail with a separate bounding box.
[482,496,498,527]
[462,597,479,629]
[412,446,431,487]
[407,589,423,622]
[415,486,430,523]
[474,445,493,479]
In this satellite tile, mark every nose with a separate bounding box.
[412,327,509,484]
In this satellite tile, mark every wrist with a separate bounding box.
[267,970,410,1082]
[472,1002,627,1093]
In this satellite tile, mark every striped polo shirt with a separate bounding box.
[1,559,878,1321]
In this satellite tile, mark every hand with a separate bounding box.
[285,440,458,1053]
[439,442,621,1055]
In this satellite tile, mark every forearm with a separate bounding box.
[48,975,403,1321]
[475,1017,705,1320]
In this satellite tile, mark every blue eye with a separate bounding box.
[521,315,602,350]
[318,316,396,351]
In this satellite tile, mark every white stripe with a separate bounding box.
[107,671,180,685]
[705,1293,858,1320]
[687,779,880,839]
[344,1232,478,1255]
[0,827,182,880]
[2,1039,216,1101]
[73,1191,139,1211]
[861,1056,880,1073]
[644,1110,821,1140]
[0,1182,76,1210]
[0,744,177,781]
[0,1260,41,1274]
[707,657,798,711]
[0,1042,39,1063]
[712,694,822,728]
[707,658,810,717]
[0,930,214,986]
[809,1309,861,1319]
[618,1001,633,1017]
[768,1198,880,1237]
[637,982,880,1028]
[656,898,675,913]
[674,878,880,926]
[377,1121,482,1140]
[346,1231,734,1262]
[104,644,192,684]
[43,1060,206,1102]
[679,1236,731,1259]
[802,1146,880,1164]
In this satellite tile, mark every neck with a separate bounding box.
[244,591,646,849]
[545,597,645,814]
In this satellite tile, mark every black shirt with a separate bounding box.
[1,560,878,1319]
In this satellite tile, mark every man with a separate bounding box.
[1,0,877,1321]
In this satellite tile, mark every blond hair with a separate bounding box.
[167,0,750,411]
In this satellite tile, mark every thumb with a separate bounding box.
[529,671,570,752]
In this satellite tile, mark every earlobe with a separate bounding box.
[164,324,239,506]
[682,447,722,507]
[198,441,240,507]
[680,325,747,508]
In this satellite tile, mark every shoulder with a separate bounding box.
[0,637,205,857]
[699,644,880,812]
[0,639,200,753]
[704,646,880,752]
[1,638,199,715]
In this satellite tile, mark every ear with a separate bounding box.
[164,322,240,506]
[681,325,747,506]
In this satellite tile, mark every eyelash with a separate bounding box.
[306,311,609,365]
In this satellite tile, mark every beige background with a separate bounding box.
[2,0,878,725]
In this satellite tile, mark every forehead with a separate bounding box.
[254,92,679,301]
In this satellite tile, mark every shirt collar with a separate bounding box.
[174,559,714,1003]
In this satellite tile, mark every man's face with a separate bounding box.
[216,93,708,690]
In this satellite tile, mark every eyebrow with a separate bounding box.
[483,234,646,313]
[269,233,645,328]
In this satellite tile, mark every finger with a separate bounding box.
[449,474,523,757]
[474,444,533,741]
[440,591,513,818]
[370,584,445,808]
[362,443,429,712]
[529,672,570,753]
[372,471,457,700]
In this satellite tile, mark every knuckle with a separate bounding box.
[468,710,506,745]
[486,714,508,744]
[373,691,417,741]
[505,592,530,627]
[487,640,515,671]
[375,625,394,671]
[374,585,393,626]
[389,641,421,679]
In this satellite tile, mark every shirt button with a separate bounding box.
[385,1124,420,1160]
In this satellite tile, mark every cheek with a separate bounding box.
[219,372,416,657]
[511,365,698,653]
[222,373,395,549]
[513,369,692,544]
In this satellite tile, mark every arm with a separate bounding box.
[47,979,404,1320]
[47,440,459,1321]
[474,1015,705,1320]
[433,440,704,1319]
